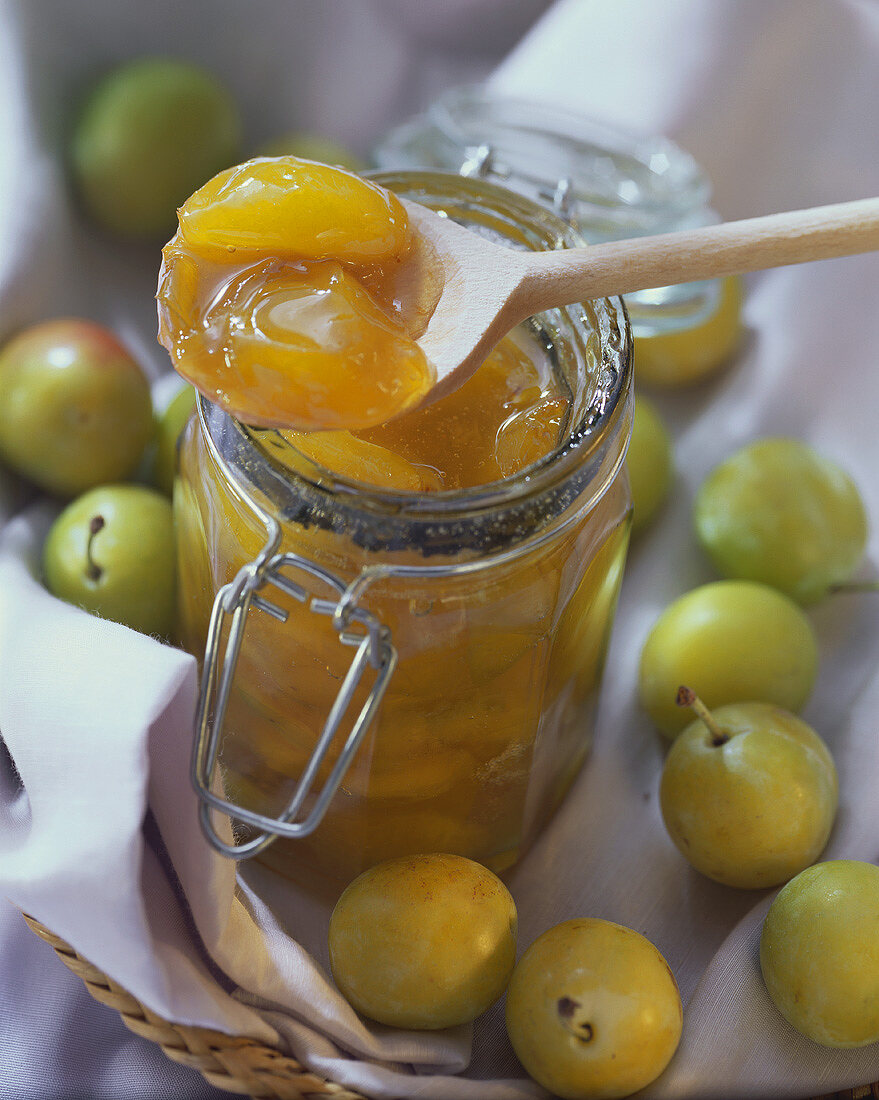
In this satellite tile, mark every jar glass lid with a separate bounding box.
[373,84,713,244]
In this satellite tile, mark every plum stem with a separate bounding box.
[86,515,105,582]
[676,685,729,746]
[827,580,879,595]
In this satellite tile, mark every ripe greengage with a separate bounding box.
[328,853,517,1029]
[639,581,817,738]
[694,437,868,604]
[660,689,837,888]
[506,918,682,1100]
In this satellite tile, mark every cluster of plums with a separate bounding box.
[0,317,193,637]
[624,317,879,1062]
[328,853,683,1100]
[633,430,865,900]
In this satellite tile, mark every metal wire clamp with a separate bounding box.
[191,541,397,861]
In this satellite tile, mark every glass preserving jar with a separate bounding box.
[175,170,633,892]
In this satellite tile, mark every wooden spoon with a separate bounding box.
[399,196,879,406]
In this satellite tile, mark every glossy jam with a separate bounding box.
[169,163,632,889]
[158,157,434,431]
[270,332,569,492]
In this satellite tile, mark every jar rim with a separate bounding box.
[199,169,632,556]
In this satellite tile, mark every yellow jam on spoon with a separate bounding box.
[157,156,569,489]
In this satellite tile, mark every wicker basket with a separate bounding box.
[21,911,879,1100]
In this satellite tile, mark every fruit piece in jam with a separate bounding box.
[176,157,409,263]
[158,156,434,431]
[265,330,570,492]
[265,428,444,493]
[358,331,568,488]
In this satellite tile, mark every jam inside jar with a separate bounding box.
[175,171,633,891]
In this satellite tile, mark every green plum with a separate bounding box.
[71,58,240,239]
[153,384,197,495]
[660,690,837,888]
[328,853,517,1029]
[760,861,879,1047]
[695,438,868,603]
[627,396,672,535]
[258,132,365,173]
[639,581,818,738]
[0,319,153,497]
[505,918,682,1100]
[43,484,176,638]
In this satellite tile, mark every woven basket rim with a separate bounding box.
[20,912,367,1100]
[19,910,879,1100]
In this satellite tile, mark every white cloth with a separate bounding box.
[2,1,879,1098]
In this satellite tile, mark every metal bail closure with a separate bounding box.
[191,549,397,862]
[457,145,577,224]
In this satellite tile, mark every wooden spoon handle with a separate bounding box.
[520,197,879,309]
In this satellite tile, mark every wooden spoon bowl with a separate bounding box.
[399,195,879,407]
